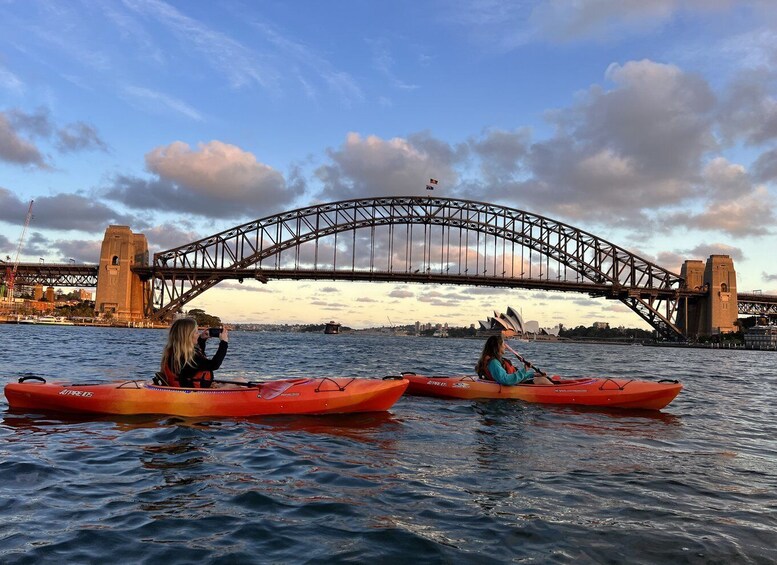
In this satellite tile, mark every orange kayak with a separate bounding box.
[402,373,682,410]
[4,376,408,417]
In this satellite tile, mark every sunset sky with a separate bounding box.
[1,1,776,329]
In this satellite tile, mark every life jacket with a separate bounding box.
[479,356,517,381]
[162,363,214,388]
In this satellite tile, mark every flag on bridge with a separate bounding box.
[426,184,434,190]
[429,178,438,184]
[426,177,438,190]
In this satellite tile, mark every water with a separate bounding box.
[1,326,776,564]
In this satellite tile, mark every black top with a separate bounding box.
[175,337,228,387]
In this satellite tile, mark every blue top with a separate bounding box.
[487,358,535,386]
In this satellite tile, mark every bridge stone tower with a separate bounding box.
[705,255,738,334]
[678,255,738,339]
[94,226,149,321]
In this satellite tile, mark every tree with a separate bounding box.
[187,308,221,328]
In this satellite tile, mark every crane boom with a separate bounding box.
[4,200,34,303]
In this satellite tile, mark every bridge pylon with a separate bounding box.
[94,226,149,321]
[678,255,738,339]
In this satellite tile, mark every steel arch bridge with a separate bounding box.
[138,196,709,339]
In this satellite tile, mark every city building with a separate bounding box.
[744,325,777,350]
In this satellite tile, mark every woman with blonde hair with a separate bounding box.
[160,317,229,388]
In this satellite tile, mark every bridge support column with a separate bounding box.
[678,260,705,339]
[678,255,738,339]
[94,226,149,321]
[705,254,738,334]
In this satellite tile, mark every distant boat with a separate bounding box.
[18,315,75,326]
[324,321,341,334]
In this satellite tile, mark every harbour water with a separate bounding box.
[1,326,775,563]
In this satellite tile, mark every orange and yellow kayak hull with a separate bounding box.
[403,373,682,410]
[4,377,408,417]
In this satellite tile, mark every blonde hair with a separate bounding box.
[161,317,199,374]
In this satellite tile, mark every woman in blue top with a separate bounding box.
[475,335,552,385]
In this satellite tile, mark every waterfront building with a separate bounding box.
[744,325,777,350]
[478,306,561,339]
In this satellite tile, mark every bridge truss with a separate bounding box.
[144,196,708,339]
[5,264,98,288]
[737,293,777,316]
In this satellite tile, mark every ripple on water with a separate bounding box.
[2,331,777,563]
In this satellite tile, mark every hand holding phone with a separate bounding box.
[208,327,223,337]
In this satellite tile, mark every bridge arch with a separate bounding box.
[145,196,693,338]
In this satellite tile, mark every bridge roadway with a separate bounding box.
[7,263,777,316]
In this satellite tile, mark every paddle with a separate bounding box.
[213,379,260,388]
[503,342,549,378]
[213,378,301,399]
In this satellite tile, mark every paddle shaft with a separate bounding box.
[213,379,262,387]
[504,343,547,376]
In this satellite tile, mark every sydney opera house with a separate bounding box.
[478,306,561,338]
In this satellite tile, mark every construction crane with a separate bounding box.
[4,200,34,303]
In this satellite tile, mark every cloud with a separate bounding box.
[123,0,280,91]
[216,281,274,292]
[763,271,777,282]
[446,0,730,51]
[752,148,777,183]
[0,108,108,167]
[698,157,752,200]
[663,186,774,237]
[142,222,202,254]
[685,243,745,262]
[527,0,722,43]
[469,127,531,181]
[122,85,203,121]
[389,288,414,298]
[104,140,299,219]
[7,108,53,137]
[368,38,419,91]
[0,112,47,167]
[52,239,103,263]
[315,132,461,200]
[14,231,50,258]
[718,69,777,146]
[319,287,340,293]
[0,233,12,256]
[463,59,719,225]
[247,20,363,104]
[0,65,24,94]
[56,122,110,153]
[655,250,686,274]
[0,187,133,231]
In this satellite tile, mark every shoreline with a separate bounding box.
[1,318,771,350]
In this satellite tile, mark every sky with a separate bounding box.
[1,0,776,329]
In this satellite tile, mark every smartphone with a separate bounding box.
[208,327,222,337]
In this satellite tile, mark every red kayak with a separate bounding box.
[4,375,409,417]
[402,372,682,410]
